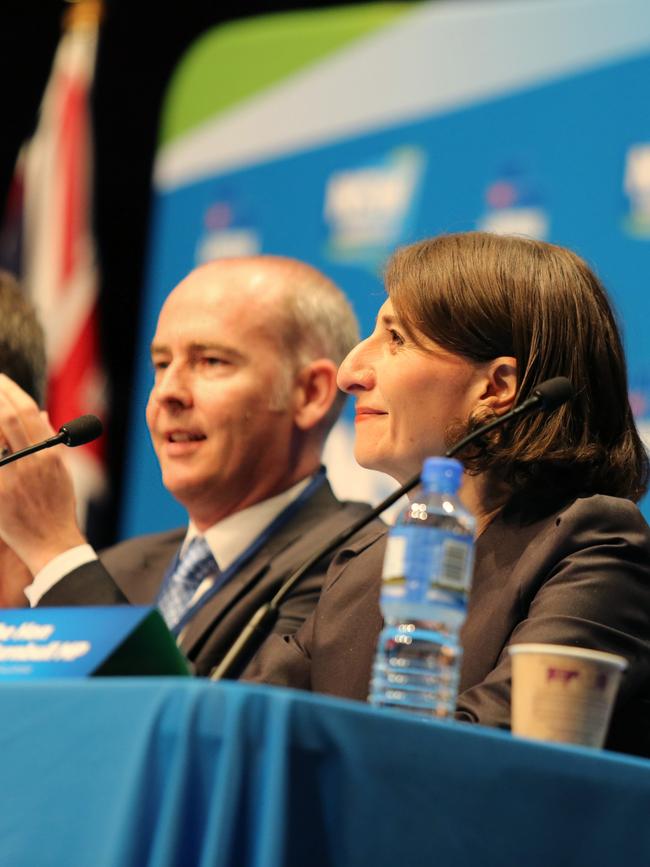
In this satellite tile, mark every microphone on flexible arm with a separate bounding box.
[0,414,103,468]
[209,376,574,682]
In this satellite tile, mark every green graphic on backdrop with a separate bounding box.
[159,3,411,146]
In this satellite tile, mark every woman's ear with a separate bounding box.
[478,357,518,415]
[292,359,339,431]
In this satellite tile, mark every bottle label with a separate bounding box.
[381,526,474,603]
[381,534,407,596]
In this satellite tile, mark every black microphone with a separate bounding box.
[209,377,574,682]
[0,414,103,467]
[515,377,574,413]
[57,415,104,447]
[444,377,574,457]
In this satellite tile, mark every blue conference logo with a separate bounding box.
[195,196,261,264]
[623,143,650,240]
[478,159,549,240]
[628,371,650,459]
[323,146,426,271]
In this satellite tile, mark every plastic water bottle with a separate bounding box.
[369,457,476,719]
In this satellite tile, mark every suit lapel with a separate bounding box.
[460,507,554,690]
[179,539,282,655]
[178,481,342,656]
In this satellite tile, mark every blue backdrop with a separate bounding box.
[120,1,650,536]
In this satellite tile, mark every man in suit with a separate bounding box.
[0,255,374,675]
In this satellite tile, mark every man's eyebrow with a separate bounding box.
[192,342,246,361]
[150,341,247,362]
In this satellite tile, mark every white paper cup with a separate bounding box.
[508,643,627,748]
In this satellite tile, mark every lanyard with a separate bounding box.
[157,468,327,637]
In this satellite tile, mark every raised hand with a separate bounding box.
[0,374,87,575]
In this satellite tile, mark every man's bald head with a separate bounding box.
[175,256,359,428]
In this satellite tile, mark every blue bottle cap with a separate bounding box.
[421,457,463,493]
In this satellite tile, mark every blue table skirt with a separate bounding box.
[0,678,648,867]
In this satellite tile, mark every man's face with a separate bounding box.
[145,267,299,525]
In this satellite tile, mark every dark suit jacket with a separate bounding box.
[247,493,650,755]
[40,480,377,676]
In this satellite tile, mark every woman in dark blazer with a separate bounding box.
[248,232,650,756]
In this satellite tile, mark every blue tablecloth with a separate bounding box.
[1,678,649,867]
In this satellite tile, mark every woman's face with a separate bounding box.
[337,299,491,484]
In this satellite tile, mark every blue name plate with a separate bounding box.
[0,606,191,679]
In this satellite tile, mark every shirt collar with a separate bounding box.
[182,475,314,571]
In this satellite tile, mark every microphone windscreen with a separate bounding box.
[58,414,104,447]
[532,377,574,411]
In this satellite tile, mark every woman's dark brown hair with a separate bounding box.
[386,232,649,503]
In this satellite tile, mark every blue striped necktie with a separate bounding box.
[157,536,218,630]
